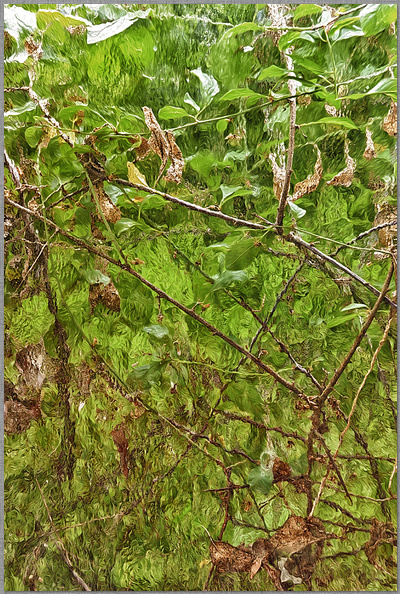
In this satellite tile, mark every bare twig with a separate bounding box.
[275,99,296,230]
[288,232,397,309]
[115,177,273,230]
[310,307,395,517]
[331,220,397,257]
[317,261,395,406]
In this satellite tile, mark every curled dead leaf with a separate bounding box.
[164,131,184,183]
[326,141,354,187]
[142,106,183,184]
[269,153,286,201]
[292,146,322,201]
[383,100,397,136]
[363,128,376,160]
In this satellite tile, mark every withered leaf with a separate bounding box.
[164,131,184,183]
[269,153,286,201]
[292,146,322,201]
[142,106,183,185]
[132,135,151,160]
[143,106,170,184]
[383,100,397,136]
[326,141,354,187]
[95,182,121,224]
[363,128,376,161]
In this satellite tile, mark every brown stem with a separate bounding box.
[317,261,394,406]
[5,197,304,397]
[288,232,397,309]
[275,96,296,231]
[114,177,273,230]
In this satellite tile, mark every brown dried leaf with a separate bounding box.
[364,519,396,572]
[326,141,354,187]
[383,100,397,136]
[95,182,121,223]
[210,541,254,574]
[89,282,121,312]
[325,104,338,117]
[143,106,170,184]
[249,558,262,580]
[374,202,397,250]
[269,153,286,201]
[66,24,86,36]
[273,458,292,482]
[363,128,376,160]
[142,107,183,184]
[164,131,184,183]
[292,146,322,201]
[4,401,35,434]
[15,341,46,391]
[133,136,151,160]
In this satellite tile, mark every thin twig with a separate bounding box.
[5,196,307,398]
[317,261,395,406]
[117,178,273,230]
[288,232,397,309]
[331,220,397,257]
[309,307,395,517]
[275,98,296,230]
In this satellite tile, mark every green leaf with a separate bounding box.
[190,68,219,103]
[278,30,300,52]
[300,117,358,130]
[293,4,322,22]
[288,202,306,219]
[225,239,258,271]
[220,88,265,102]
[5,102,37,118]
[158,106,194,121]
[86,10,150,44]
[216,118,230,133]
[83,269,110,285]
[342,78,397,101]
[359,4,397,37]
[143,325,170,340]
[258,65,288,81]
[114,217,153,236]
[183,93,200,114]
[220,188,254,208]
[219,22,262,43]
[220,185,242,200]
[210,270,248,291]
[327,313,361,328]
[292,55,326,76]
[330,21,364,44]
[247,467,273,495]
[341,303,368,312]
[25,126,43,148]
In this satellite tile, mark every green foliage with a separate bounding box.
[4,3,397,592]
